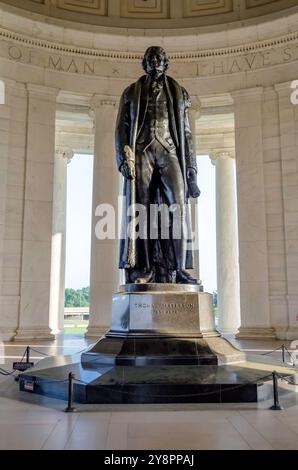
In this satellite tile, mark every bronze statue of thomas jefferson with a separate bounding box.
[115,46,200,284]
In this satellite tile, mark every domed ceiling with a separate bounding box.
[1,0,298,28]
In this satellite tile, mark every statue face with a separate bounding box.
[144,47,166,80]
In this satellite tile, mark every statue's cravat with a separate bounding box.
[150,78,163,95]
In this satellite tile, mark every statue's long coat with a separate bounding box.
[115,74,197,269]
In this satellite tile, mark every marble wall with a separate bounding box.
[0,4,298,340]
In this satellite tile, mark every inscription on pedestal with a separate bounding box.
[109,286,219,337]
[130,294,199,332]
[110,291,209,335]
[133,301,195,316]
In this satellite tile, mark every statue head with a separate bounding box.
[142,46,169,80]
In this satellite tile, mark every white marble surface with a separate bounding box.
[11,86,59,341]
[49,150,68,334]
[23,201,53,242]
[0,83,27,340]
[274,85,298,338]
[87,100,119,337]
[211,152,240,332]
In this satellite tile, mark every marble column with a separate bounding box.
[274,82,298,340]
[0,80,27,341]
[86,97,119,338]
[261,86,288,340]
[49,147,73,334]
[15,84,59,341]
[188,97,201,279]
[232,87,275,340]
[210,150,240,332]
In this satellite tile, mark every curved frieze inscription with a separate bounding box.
[1,34,298,78]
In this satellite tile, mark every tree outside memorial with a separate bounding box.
[64,287,89,307]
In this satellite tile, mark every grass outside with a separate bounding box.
[64,319,88,334]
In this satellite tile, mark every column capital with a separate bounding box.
[55,146,74,164]
[26,84,59,100]
[274,81,294,98]
[90,94,119,111]
[0,79,27,98]
[0,77,16,86]
[0,78,15,95]
[231,87,263,103]
[209,149,235,164]
[274,81,293,92]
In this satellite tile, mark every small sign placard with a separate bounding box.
[13,362,34,371]
[23,381,35,392]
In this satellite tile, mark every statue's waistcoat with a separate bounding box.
[137,84,175,152]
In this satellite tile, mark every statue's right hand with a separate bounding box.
[120,162,135,180]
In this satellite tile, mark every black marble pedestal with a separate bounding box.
[81,337,218,366]
[19,284,295,404]
[19,354,268,404]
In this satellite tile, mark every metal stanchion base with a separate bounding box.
[64,406,77,413]
[270,404,284,410]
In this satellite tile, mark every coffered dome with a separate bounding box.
[1,0,298,29]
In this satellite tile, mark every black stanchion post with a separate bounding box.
[270,371,284,410]
[14,345,33,381]
[64,372,76,413]
[282,344,285,363]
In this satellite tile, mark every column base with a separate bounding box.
[85,325,108,339]
[274,327,288,340]
[275,327,298,341]
[286,327,298,341]
[218,327,240,335]
[236,327,276,340]
[0,327,16,341]
[14,327,55,342]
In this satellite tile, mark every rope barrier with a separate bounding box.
[28,347,54,357]
[2,341,296,376]
[261,345,284,356]
[0,347,28,376]
[0,345,60,376]
[260,343,297,366]
[0,367,17,376]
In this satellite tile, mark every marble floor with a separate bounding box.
[0,334,298,450]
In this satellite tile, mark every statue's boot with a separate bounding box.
[135,269,155,284]
[176,269,199,285]
[125,268,145,283]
